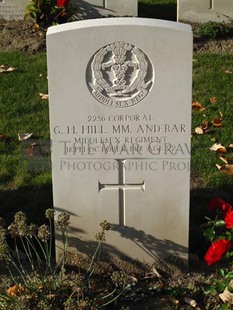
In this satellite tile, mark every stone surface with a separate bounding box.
[0,0,28,21]
[71,0,137,19]
[47,18,192,264]
[178,0,233,23]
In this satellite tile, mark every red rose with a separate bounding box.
[57,0,69,7]
[204,239,232,266]
[224,209,233,229]
[208,198,232,216]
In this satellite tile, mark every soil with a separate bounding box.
[62,252,225,309]
[0,20,233,54]
[0,20,46,54]
[0,19,233,309]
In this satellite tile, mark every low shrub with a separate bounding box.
[198,21,231,39]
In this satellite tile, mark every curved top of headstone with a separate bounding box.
[47,17,192,36]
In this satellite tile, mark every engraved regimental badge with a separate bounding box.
[86,41,154,108]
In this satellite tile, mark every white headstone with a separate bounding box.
[71,0,137,19]
[47,18,192,264]
[0,0,28,21]
[178,0,233,23]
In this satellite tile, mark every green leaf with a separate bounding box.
[215,220,226,227]
[26,3,36,11]
[218,268,227,277]
[225,231,232,238]
[203,227,216,241]
[204,285,216,295]
[219,303,229,310]
[216,281,227,293]
[225,272,233,280]
[203,219,216,227]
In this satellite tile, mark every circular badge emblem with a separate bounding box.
[86,41,154,108]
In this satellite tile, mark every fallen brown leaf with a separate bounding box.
[46,294,57,300]
[210,143,227,153]
[171,298,180,305]
[129,276,138,283]
[192,101,205,111]
[39,93,49,100]
[194,121,209,135]
[6,284,25,296]
[220,156,228,164]
[201,121,209,130]
[219,280,233,303]
[25,143,42,157]
[33,23,39,30]
[225,70,233,74]
[209,97,218,103]
[216,164,233,175]
[152,266,162,278]
[0,65,17,73]
[195,127,204,135]
[18,133,33,141]
[183,297,198,308]
[212,118,223,127]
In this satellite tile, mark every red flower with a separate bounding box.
[224,209,233,229]
[208,198,232,217]
[57,0,69,7]
[204,239,232,266]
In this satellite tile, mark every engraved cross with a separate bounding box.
[98,159,145,226]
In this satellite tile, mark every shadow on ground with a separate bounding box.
[0,182,232,267]
[0,184,53,226]
[138,2,177,21]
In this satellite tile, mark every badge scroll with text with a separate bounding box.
[87,41,154,108]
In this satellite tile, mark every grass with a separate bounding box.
[1,52,233,192]
[138,0,177,21]
[0,52,50,190]
[192,54,233,188]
